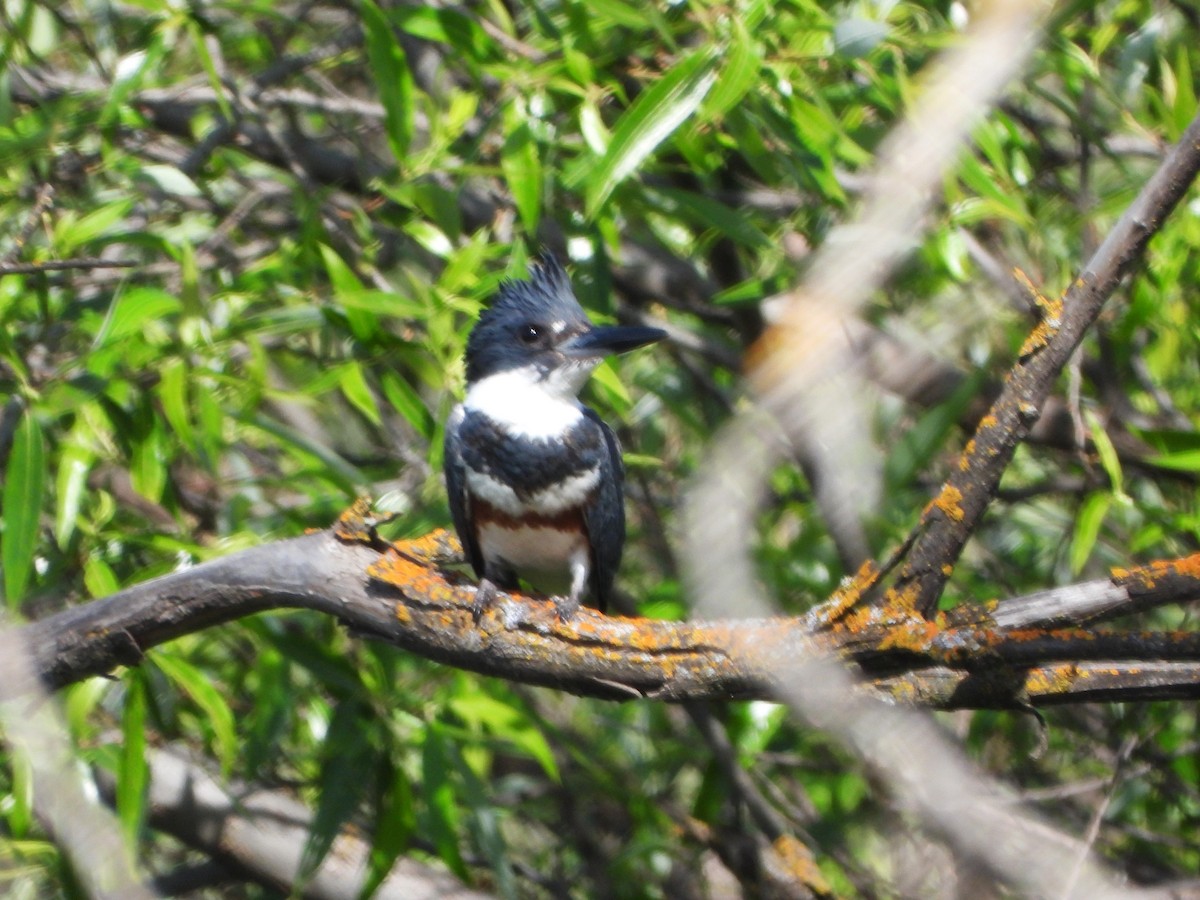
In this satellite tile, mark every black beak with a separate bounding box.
[562,324,668,359]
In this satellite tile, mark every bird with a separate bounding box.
[444,254,667,620]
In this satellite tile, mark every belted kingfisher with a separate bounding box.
[444,255,666,619]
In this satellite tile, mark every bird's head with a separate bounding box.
[465,255,666,399]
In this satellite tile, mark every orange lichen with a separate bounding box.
[1112,553,1200,593]
[368,548,466,608]
[813,560,882,626]
[769,834,833,896]
[333,496,378,544]
[959,438,976,470]
[877,619,940,654]
[978,414,999,431]
[1018,293,1064,358]
[391,528,462,564]
[933,485,966,523]
[1024,663,1079,696]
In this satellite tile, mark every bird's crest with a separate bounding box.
[483,253,586,325]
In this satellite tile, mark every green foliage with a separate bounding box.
[1,0,1200,894]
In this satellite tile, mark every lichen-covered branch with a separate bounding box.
[10,509,1200,708]
[891,109,1200,618]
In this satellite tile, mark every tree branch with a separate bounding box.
[893,109,1200,617]
[12,515,1200,709]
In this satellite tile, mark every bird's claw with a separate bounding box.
[472,579,499,623]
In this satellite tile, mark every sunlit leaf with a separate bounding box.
[502,101,542,233]
[2,411,46,607]
[117,671,149,847]
[339,361,382,427]
[152,652,238,775]
[583,49,718,216]
[1070,492,1111,576]
[361,0,415,164]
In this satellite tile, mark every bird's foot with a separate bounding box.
[472,579,500,623]
[554,593,582,622]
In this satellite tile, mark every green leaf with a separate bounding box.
[391,7,496,60]
[448,689,560,782]
[136,163,203,198]
[54,198,134,252]
[151,652,238,775]
[157,358,195,453]
[501,101,542,233]
[702,19,761,121]
[300,701,375,886]
[320,245,380,341]
[83,556,120,599]
[94,287,180,349]
[583,50,718,216]
[1070,492,1111,576]
[421,722,468,878]
[7,745,33,839]
[2,410,46,607]
[358,758,416,900]
[339,361,382,427]
[588,359,633,415]
[648,186,770,249]
[361,0,415,164]
[1086,410,1125,500]
[117,671,149,847]
[381,370,434,439]
[54,436,93,549]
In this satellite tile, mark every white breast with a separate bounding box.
[463,366,586,440]
[477,519,590,596]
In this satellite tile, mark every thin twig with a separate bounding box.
[0,258,138,276]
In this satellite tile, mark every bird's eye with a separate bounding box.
[519,324,542,344]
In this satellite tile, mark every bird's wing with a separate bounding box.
[444,404,484,577]
[581,407,625,612]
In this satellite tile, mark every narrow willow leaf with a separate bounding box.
[1070,492,1111,576]
[1086,410,1125,500]
[381,370,434,439]
[152,652,238,775]
[54,438,93,548]
[358,758,416,900]
[118,671,149,848]
[2,411,46,607]
[7,746,32,838]
[94,287,180,348]
[648,186,771,249]
[702,20,760,121]
[501,101,542,233]
[339,362,383,427]
[361,0,414,163]
[157,358,195,453]
[299,701,375,887]
[421,723,468,878]
[584,50,718,216]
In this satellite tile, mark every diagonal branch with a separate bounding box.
[894,109,1200,617]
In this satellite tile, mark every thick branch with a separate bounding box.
[12,527,1200,708]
